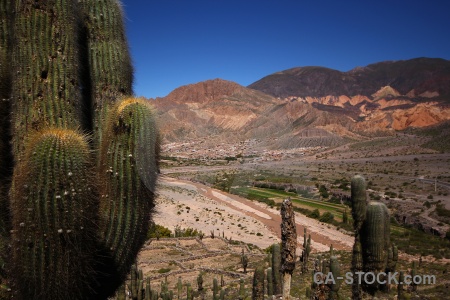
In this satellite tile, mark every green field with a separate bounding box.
[231,186,348,220]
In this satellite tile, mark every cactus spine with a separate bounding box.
[11,130,97,300]
[281,198,297,300]
[78,0,133,145]
[11,0,84,157]
[99,97,158,279]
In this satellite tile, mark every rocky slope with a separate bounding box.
[151,58,450,148]
[152,79,350,147]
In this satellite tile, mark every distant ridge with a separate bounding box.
[248,57,450,99]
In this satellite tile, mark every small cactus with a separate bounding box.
[197,272,204,291]
[177,277,183,299]
[238,278,246,300]
[271,243,282,296]
[241,249,249,273]
[398,271,404,300]
[411,261,417,292]
[266,267,273,297]
[213,278,219,300]
[328,256,342,300]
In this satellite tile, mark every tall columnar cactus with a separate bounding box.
[410,261,417,292]
[351,175,367,232]
[0,1,159,299]
[213,278,219,300]
[11,130,98,300]
[302,229,311,273]
[386,244,398,273]
[241,249,249,273]
[360,201,390,294]
[350,175,392,298]
[197,272,204,291]
[351,175,367,300]
[177,277,183,300]
[328,256,342,300]
[280,198,297,300]
[252,266,265,300]
[266,267,273,297]
[186,284,193,300]
[398,271,404,300]
[238,278,246,300]
[271,243,282,296]
[351,239,363,300]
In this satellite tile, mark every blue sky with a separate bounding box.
[122,1,450,99]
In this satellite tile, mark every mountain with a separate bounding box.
[248,57,450,99]
[152,58,450,149]
[152,79,280,142]
[152,79,350,148]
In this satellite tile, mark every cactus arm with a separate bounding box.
[351,175,367,231]
[10,129,97,299]
[78,0,133,145]
[11,0,85,157]
[99,97,158,279]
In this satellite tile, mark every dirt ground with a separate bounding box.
[153,176,353,253]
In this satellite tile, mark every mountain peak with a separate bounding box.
[248,57,450,98]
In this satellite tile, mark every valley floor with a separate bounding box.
[153,176,353,252]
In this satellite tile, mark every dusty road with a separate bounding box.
[154,176,353,252]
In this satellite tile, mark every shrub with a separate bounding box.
[147,224,172,239]
[319,212,334,223]
[309,209,320,219]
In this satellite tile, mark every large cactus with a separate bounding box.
[350,175,392,298]
[0,1,159,299]
[360,202,390,273]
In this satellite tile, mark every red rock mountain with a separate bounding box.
[151,59,450,148]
